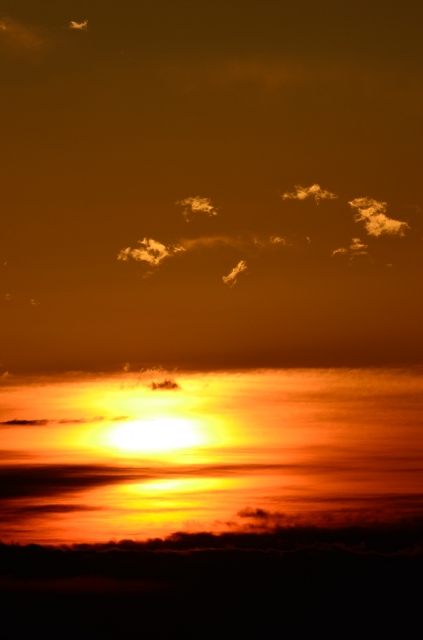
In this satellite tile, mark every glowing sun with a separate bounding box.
[107,417,204,453]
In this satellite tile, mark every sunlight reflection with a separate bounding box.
[127,477,228,494]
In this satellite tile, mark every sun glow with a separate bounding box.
[107,417,205,453]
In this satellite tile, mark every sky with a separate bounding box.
[1,1,423,373]
[1,6,423,634]
[1,368,423,543]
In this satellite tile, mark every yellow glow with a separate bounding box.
[106,417,205,453]
[127,477,228,494]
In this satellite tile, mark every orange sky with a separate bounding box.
[1,3,423,545]
[1,368,422,543]
[1,2,423,373]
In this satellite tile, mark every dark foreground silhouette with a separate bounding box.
[1,526,422,639]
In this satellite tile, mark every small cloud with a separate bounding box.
[30,299,40,307]
[222,260,247,287]
[177,197,218,221]
[123,363,130,372]
[349,197,410,237]
[69,20,88,31]
[150,379,180,390]
[282,184,338,204]
[331,237,368,263]
[117,238,186,267]
[269,236,288,245]
[1,371,10,379]
[5,294,12,301]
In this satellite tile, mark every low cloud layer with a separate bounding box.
[282,184,338,204]
[349,198,410,237]
[118,238,186,267]
[222,260,247,287]
[177,197,218,221]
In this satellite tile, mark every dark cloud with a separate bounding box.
[0,464,152,500]
[0,419,50,427]
[0,503,100,524]
[0,416,127,428]
[150,379,180,390]
[12,504,99,515]
[0,527,421,637]
[237,507,271,519]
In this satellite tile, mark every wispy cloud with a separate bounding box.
[177,197,218,221]
[179,235,246,251]
[30,299,40,307]
[180,234,298,253]
[222,260,247,287]
[282,184,338,204]
[69,20,88,31]
[0,17,46,54]
[117,238,186,267]
[331,238,368,263]
[349,197,410,237]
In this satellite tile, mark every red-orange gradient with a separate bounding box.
[1,368,422,544]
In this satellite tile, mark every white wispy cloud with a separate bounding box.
[177,197,218,221]
[331,237,368,262]
[180,234,297,254]
[69,20,88,31]
[282,184,338,204]
[222,260,247,287]
[117,238,186,267]
[349,197,410,237]
[180,235,246,251]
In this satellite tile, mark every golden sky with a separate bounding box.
[2,9,423,638]
[1,368,422,543]
[1,2,423,373]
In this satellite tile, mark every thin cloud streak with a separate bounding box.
[222,260,247,287]
[0,17,46,54]
[0,416,127,428]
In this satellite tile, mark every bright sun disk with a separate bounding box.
[108,417,204,452]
